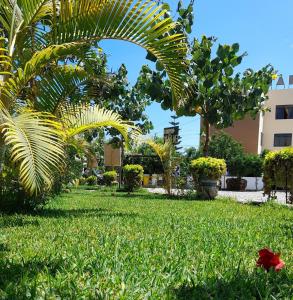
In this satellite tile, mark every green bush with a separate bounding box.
[263,147,293,203]
[86,176,97,186]
[103,171,117,186]
[123,164,144,192]
[0,161,50,212]
[209,132,244,162]
[228,154,263,177]
[79,177,86,185]
[190,157,226,183]
[243,154,263,177]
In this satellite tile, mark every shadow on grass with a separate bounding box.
[0,258,63,297]
[171,271,292,300]
[0,216,40,228]
[34,207,139,219]
[112,191,203,202]
[1,207,138,223]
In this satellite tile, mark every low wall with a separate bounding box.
[221,176,264,191]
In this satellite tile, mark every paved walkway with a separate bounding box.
[146,188,290,205]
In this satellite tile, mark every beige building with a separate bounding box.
[210,88,293,154]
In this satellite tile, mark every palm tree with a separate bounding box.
[146,139,179,195]
[0,0,188,194]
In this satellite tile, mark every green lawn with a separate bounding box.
[0,188,292,299]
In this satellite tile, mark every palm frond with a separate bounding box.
[1,42,88,104]
[1,109,64,194]
[17,0,50,25]
[54,0,188,105]
[0,0,23,35]
[35,65,88,113]
[59,104,141,143]
[146,139,172,162]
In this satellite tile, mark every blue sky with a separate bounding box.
[100,0,293,150]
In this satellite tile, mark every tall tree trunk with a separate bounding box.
[203,119,210,157]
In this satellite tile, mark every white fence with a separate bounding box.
[220,176,264,191]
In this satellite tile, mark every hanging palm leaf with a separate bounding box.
[53,0,188,104]
[1,0,188,106]
[59,103,141,143]
[0,106,64,194]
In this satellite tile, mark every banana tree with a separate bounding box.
[0,0,188,195]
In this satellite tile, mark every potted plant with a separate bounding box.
[190,157,226,199]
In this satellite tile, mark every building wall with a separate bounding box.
[204,89,293,154]
[210,116,260,154]
[261,89,293,151]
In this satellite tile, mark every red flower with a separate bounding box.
[256,248,285,272]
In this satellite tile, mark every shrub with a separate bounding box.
[103,171,117,186]
[86,176,97,186]
[0,161,50,212]
[190,157,226,183]
[263,148,293,203]
[243,154,263,177]
[79,177,86,185]
[228,154,263,178]
[123,164,144,192]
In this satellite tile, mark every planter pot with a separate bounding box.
[198,179,219,200]
[226,177,247,191]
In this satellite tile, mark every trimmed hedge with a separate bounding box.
[123,164,144,192]
[103,171,117,186]
[190,157,226,182]
[263,148,293,203]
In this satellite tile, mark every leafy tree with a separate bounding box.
[0,0,188,196]
[139,36,274,156]
[137,2,275,156]
[178,36,274,155]
[184,147,202,161]
[208,132,244,163]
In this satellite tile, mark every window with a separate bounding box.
[276,105,293,119]
[274,134,292,147]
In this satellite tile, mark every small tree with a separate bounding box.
[146,140,179,195]
[179,36,275,156]
[123,165,144,193]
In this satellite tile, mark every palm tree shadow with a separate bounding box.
[113,191,200,201]
[0,258,64,297]
[0,216,40,228]
[34,207,138,219]
[171,271,292,299]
